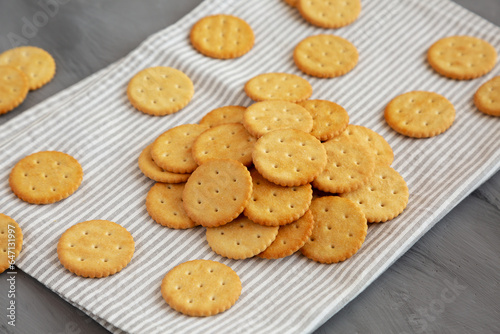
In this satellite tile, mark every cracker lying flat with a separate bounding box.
[243,100,313,138]
[385,91,455,138]
[127,66,194,116]
[244,169,312,226]
[151,124,209,173]
[0,66,29,114]
[301,196,367,263]
[182,159,252,227]
[253,129,327,187]
[206,215,279,260]
[294,34,359,78]
[199,105,246,127]
[9,151,83,204]
[298,100,349,141]
[297,0,361,28]
[0,214,23,274]
[161,260,241,317]
[474,76,500,116]
[190,15,254,59]
[340,164,409,223]
[313,139,374,194]
[258,210,314,259]
[0,46,56,90]
[332,125,394,165]
[57,220,135,278]
[192,123,256,166]
[244,73,312,102]
[146,183,197,229]
[428,36,497,80]
[138,144,190,183]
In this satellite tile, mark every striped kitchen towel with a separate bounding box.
[0,0,499,333]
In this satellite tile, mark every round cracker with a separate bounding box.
[0,65,29,115]
[301,196,367,263]
[190,14,255,59]
[9,151,83,204]
[294,34,359,78]
[474,76,500,116]
[298,99,349,141]
[245,169,312,226]
[199,105,246,127]
[146,183,197,229]
[253,129,327,187]
[297,0,361,28]
[0,46,56,90]
[385,91,455,138]
[243,100,313,138]
[0,214,23,274]
[258,210,314,259]
[161,260,241,317]
[138,144,190,183]
[244,73,312,102]
[340,164,409,223]
[192,123,256,166]
[127,66,194,116]
[151,124,209,174]
[427,36,497,80]
[206,215,279,260]
[182,159,252,227]
[57,220,135,278]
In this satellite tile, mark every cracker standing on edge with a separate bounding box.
[146,183,197,229]
[297,0,361,28]
[294,35,359,78]
[127,66,194,116]
[182,159,252,227]
[301,196,367,264]
[298,100,349,141]
[0,46,56,90]
[57,220,135,278]
[161,260,241,317]
[138,144,190,183]
[0,214,23,274]
[9,151,83,204]
[190,14,255,59]
[427,36,497,80]
[474,76,500,116]
[385,91,455,138]
[244,73,312,102]
[199,105,246,127]
[206,215,279,259]
[253,129,327,187]
[340,164,409,223]
[151,124,209,174]
[0,66,29,115]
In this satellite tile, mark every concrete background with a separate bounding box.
[0,0,499,333]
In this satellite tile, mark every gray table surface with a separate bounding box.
[0,1,499,333]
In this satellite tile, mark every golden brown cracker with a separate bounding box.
[138,144,190,183]
[199,105,246,127]
[243,100,313,138]
[146,183,197,229]
[161,260,241,317]
[0,214,23,274]
[9,151,83,204]
[0,65,29,114]
[428,36,497,80]
[127,66,194,116]
[192,123,256,166]
[253,129,327,187]
[294,34,359,78]
[298,99,349,141]
[151,124,209,173]
[385,91,455,138]
[206,215,279,259]
[301,196,367,263]
[297,0,361,28]
[258,210,314,259]
[182,159,252,227]
[474,76,500,116]
[57,220,135,278]
[340,164,409,223]
[0,46,56,90]
[244,73,312,102]
[190,15,254,59]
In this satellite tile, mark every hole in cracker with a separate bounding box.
[236,242,241,246]
[256,235,261,238]
[330,245,335,249]
[220,232,224,235]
